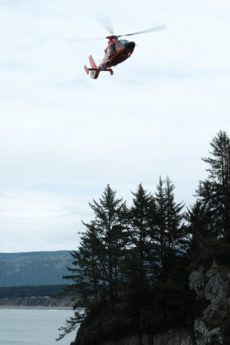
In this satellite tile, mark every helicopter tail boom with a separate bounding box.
[84,55,113,79]
[83,55,100,79]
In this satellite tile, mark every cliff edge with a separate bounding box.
[189,261,230,345]
[70,262,229,345]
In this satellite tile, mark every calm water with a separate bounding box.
[0,309,75,345]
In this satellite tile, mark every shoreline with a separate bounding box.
[0,306,72,310]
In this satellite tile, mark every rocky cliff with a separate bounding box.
[189,261,230,345]
[70,330,193,345]
[70,262,230,345]
[96,330,193,345]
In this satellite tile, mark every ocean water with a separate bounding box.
[0,309,76,345]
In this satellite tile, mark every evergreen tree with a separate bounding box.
[65,185,128,302]
[164,177,186,252]
[197,130,230,241]
[155,177,167,272]
[185,201,213,259]
[89,185,128,299]
[128,184,158,287]
[155,177,185,275]
[64,222,102,303]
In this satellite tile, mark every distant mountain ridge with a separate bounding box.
[0,251,72,287]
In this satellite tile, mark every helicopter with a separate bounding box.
[84,21,166,79]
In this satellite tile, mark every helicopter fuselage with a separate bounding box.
[99,37,135,70]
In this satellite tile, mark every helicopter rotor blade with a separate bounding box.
[117,25,166,38]
[66,37,105,42]
[65,24,165,43]
[97,17,114,35]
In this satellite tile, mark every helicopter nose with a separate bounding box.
[125,41,135,52]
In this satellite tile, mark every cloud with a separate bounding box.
[0,191,91,252]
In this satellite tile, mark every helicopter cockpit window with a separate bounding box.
[119,39,129,45]
[110,43,116,53]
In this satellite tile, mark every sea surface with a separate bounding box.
[0,308,75,345]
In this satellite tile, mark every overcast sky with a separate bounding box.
[0,0,230,252]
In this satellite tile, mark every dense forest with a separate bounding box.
[0,250,71,287]
[58,131,230,345]
[0,285,66,299]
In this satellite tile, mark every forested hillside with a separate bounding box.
[0,251,72,287]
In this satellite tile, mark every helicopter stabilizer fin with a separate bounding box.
[87,55,100,79]
[84,55,113,79]
[83,65,100,79]
[84,65,89,75]
[89,55,97,69]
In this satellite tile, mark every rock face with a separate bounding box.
[189,261,230,345]
[71,262,229,345]
[99,330,193,345]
